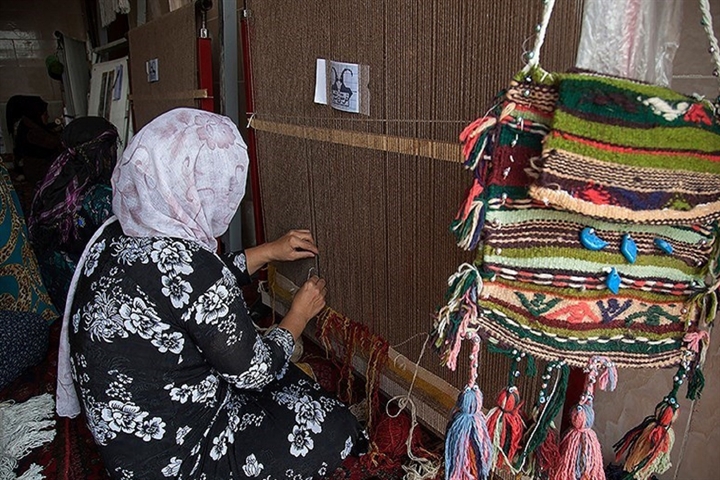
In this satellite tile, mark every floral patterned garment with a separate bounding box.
[69,220,367,480]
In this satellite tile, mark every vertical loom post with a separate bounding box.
[240,6,265,246]
[197,37,213,112]
[197,2,213,112]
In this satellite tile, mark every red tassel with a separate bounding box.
[614,399,678,480]
[535,426,561,476]
[486,386,526,470]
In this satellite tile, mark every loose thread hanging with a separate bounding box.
[432,263,483,371]
[385,334,442,480]
[444,334,492,480]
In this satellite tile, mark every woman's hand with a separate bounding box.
[279,275,327,340]
[266,229,318,262]
[245,229,319,275]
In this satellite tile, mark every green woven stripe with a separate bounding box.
[482,303,684,352]
[488,245,697,276]
[508,108,553,126]
[551,109,720,154]
[558,73,690,101]
[484,185,530,200]
[486,209,709,244]
[481,252,698,283]
[492,276,692,304]
[545,137,720,174]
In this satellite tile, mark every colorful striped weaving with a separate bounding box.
[529,71,720,224]
[434,67,719,480]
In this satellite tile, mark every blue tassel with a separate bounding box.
[445,385,493,480]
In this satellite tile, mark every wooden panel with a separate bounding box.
[128,3,198,130]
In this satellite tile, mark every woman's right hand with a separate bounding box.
[279,276,327,340]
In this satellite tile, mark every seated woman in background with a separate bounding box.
[56,108,367,479]
[5,95,62,194]
[28,117,119,310]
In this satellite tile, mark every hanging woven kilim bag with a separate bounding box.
[433,2,719,480]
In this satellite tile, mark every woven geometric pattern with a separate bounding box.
[529,71,720,225]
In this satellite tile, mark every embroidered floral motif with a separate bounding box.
[640,96,690,121]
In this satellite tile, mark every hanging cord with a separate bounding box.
[522,0,557,74]
[700,0,720,92]
[385,334,442,480]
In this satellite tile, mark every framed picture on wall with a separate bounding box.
[88,56,133,157]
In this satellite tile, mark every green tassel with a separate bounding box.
[687,366,705,401]
[525,355,537,378]
[517,362,569,465]
[705,292,718,326]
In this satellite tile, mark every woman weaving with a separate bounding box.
[56,108,367,479]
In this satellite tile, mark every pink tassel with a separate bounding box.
[553,401,604,480]
[552,357,616,480]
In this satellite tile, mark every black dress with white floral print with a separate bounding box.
[69,220,367,480]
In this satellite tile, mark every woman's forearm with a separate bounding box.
[244,243,273,275]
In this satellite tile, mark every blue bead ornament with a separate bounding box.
[654,238,674,255]
[620,234,637,264]
[606,268,621,294]
[580,227,608,251]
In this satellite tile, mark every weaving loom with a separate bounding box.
[246,0,583,443]
[238,1,720,479]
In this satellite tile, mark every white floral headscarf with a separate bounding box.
[112,108,248,250]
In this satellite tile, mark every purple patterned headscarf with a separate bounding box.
[112,108,248,250]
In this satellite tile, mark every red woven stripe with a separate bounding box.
[551,131,720,161]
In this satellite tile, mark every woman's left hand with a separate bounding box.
[244,229,319,275]
[266,229,319,262]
